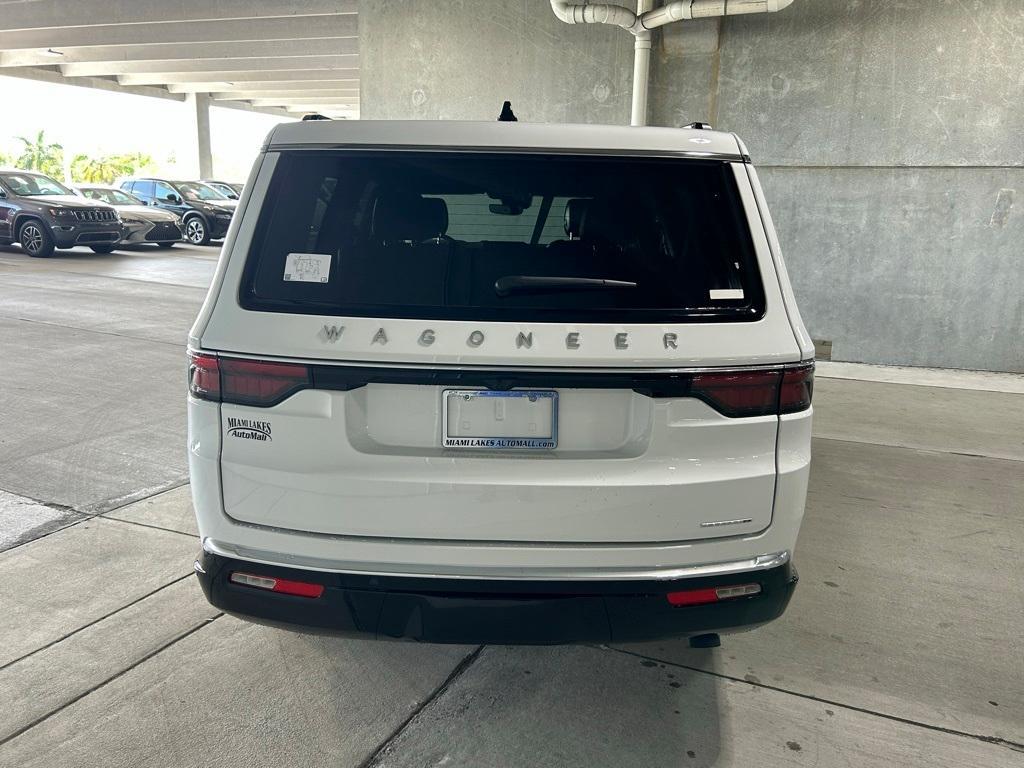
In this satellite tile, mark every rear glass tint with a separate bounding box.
[241,151,764,322]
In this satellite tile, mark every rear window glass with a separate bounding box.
[241,151,764,322]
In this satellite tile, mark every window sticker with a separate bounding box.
[283,252,331,283]
[709,288,745,300]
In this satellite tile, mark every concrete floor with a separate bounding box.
[0,242,1021,766]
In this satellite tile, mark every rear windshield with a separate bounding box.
[241,151,764,322]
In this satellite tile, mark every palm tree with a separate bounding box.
[15,130,64,177]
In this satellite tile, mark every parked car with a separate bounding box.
[0,168,121,257]
[201,180,243,199]
[188,120,814,645]
[119,177,235,245]
[76,184,183,248]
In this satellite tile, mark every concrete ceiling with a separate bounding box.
[0,0,359,118]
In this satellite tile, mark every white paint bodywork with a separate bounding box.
[188,120,812,580]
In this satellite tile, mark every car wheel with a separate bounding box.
[90,245,116,254]
[155,241,176,248]
[184,217,210,245]
[19,220,55,258]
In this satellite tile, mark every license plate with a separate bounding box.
[442,390,558,449]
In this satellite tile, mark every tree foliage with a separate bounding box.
[70,152,154,184]
[15,130,64,177]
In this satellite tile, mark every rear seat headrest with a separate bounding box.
[563,198,590,239]
[372,192,449,242]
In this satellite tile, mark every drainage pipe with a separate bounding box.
[550,0,796,126]
[631,1,654,126]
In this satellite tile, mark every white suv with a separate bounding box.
[188,120,814,645]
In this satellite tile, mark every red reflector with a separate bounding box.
[230,571,324,598]
[780,364,814,414]
[666,583,761,606]
[690,370,781,418]
[188,351,220,401]
[219,358,311,407]
[666,587,721,606]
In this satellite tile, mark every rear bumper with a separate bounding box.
[194,550,797,644]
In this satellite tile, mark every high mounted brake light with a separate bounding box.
[187,351,310,407]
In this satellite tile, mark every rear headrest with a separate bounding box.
[578,198,633,246]
[372,192,449,242]
[563,198,590,239]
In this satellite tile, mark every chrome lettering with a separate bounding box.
[321,324,345,342]
[615,332,629,349]
[467,330,485,347]
[566,332,581,350]
[371,327,388,345]
[516,331,533,349]
[419,329,436,346]
[663,333,678,349]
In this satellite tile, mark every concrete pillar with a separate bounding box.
[183,92,213,179]
[194,92,213,179]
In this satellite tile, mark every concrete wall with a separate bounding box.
[359,0,1024,372]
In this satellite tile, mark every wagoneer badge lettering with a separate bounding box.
[317,326,685,351]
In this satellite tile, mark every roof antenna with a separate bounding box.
[497,101,518,122]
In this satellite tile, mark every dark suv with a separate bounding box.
[120,178,235,245]
[0,168,121,257]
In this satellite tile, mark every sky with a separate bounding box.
[0,75,295,182]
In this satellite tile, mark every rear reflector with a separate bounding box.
[230,571,325,598]
[666,583,761,606]
[187,352,311,407]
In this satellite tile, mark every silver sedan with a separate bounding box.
[76,185,183,247]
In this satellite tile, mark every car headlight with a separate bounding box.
[47,207,78,218]
[121,217,144,225]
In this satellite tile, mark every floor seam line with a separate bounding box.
[602,646,1024,752]
[0,614,223,748]
[0,479,190,553]
[813,434,1023,463]
[0,314,186,347]
[97,515,196,539]
[358,645,486,768]
[0,573,195,672]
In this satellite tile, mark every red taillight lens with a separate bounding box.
[230,571,325,598]
[188,351,220,401]
[779,364,814,413]
[219,358,311,407]
[689,364,814,417]
[666,583,761,606]
[690,370,781,418]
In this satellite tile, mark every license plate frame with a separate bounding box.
[442,389,558,450]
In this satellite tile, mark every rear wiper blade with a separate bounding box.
[495,275,637,297]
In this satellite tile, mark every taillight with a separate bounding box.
[220,358,311,407]
[779,364,814,413]
[188,351,220,401]
[187,352,310,407]
[689,363,814,417]
[690,370,781,418]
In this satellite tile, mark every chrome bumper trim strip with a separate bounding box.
[201,538,789,582]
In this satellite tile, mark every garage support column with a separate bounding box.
[184,92,213,179]
[194,93,213,180]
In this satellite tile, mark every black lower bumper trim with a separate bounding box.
[195,552,797,644]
